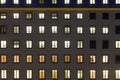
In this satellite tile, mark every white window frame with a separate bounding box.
[27,70,32,79]
[1,70,7,79]
[26,40,32,48]
[39,41,45,48]
[26,0,32,4]
[52,41,57,48]
[103,55,108,63]
[52,69,58,79]
[13,13,19,19]
[14,70,20,79]
[116,0,120,4]
[64,13,70,19]
[39,13,45,19]
[77,40,83,49]
[39,26,45,34]
[52,0,57,4]
[77,70,83,79]
[0,0,6,4]
[77,0,83,4]
[77,13,83,19]
[26,13,32,19]
[13,0,19,4]
[103,70,108,79]
[26,26,32,34]
[51,13,58,19]
[13,25,19,34]
[65,26,70,34]
[90,0,95,4]
[13,40,19,48]
[1,40,6,48]
[52,26,57,34]
[90,70,96,79]
[77,26,83,34]
[64,0,70,4]
[64,41,70,48]
[90,26,96,34]
[103,0,108,4]
[0,13,6,19]
[115,41,120,48]
[102,26,108,34]
[64,70,70,79]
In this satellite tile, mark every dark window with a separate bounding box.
[0,25,6,34]
[115,25,120,34]
[90,13,96,19]
[115,13,120,19]
[102,13,109,19]
[115,55,120,64]
[102,40,109,49]
[90,40,96,49]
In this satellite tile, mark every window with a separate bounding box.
[90,55,96,63]
[90,13,96,19]
[102,40,109,49]
[64,13,70,19]
[1,55,6,63]
[26,40,32,48]
[116,13,120,19]
[26,26,32,34]
[0,0,6,4]
[64,70,70,79]
[52,70,58,79]
[90,40,96,49]
[13,0,19,4]
[39,41,45,48]
[77,0,83,4]
[39,70,45,79]
[39,55,45,63]
[77,26,83,34]
[116,70,120,79]
[14,70,20,79]
[0,13,6,19]
[90,26,96,34]
[52,0,57,4]
[13,25,19,34]
[64,55,71,63]
[102,13,109,19]
[52,55,58,63]
[1,70,7,79]
[52,26,57,34]
[0,25,7,34]
[39,0,44,4]
[103,55,109,63]
[90,70,96,79]
[64,41,70,48]
[51,13,58,19]
[65,26,71,34]
[115,55,120,63]
[103,0,108,4]
[103,70,108,79]
[26,0,32,4]
[39,26,45,34]
[64,0,70,4]
[102,26,108,34]
[77,13,83,19]
[26,55,32,63]
[77,70,83,79]
[115,41,120,48]
[77,55,83,63]
[1,40,7,48]
[39,13,45,19]
[26,70,32,79]
[52,41,57,48]
[14,55,20,63]
[77,40,83,49]
[13,40,20,48]
[13,13,19,19]
[116,0,120,4]
[90,0,95,4]
[115,25,120,34]
[26,13,32,19]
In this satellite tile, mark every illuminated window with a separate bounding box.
[26,40,32,48]
[77,70,83,79]
[90,55,96,63]
[0,0,6,4]
[90,70,96,79]
[64,41,70,48]
[116,0,120,4]
[77,13,83,19]
[116,70,120,79]
[26,13,32,19]
[14,70,20,79]
[1,40,7,48]
[26,55,32,63]
[26,26,32,34]
[39,26,45,34]
[51,13,58,19]
[26,70,32,79]
[64,69,70,79]
[64,55,71,63]
[1,55,6,63]
[13,25,19,34]
[90,0,95,4]
[39,70,45,79]
[77,0,83,4]
[103,55,108,63]
[64,0,70,4]
[13,0,19,4]
[77,55,83,63]
[26,0,32,4]
[1,70,7,79]
[13,13,19,19]
[52,69,58,79]
[65,26,70,34]
[77,26,83,34]
[39,13,45,19]
[52,55,58,63]
[102,26,108,34]
[64,13,70,19]
[13,40,19,48]
[52,41,57,48]
[103,70,108,79]
[90,26,96,34]
[39,55,45,63]
[52,0,57,4]
[0,25,6,34]
[39,41,45,48]
[0,13,6,19]
[52,26,57,34]
[14,55,20,63]
[115,41,120,48]
[103,0,108,4]
[77,40,83,49]
[39,0,44,4]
